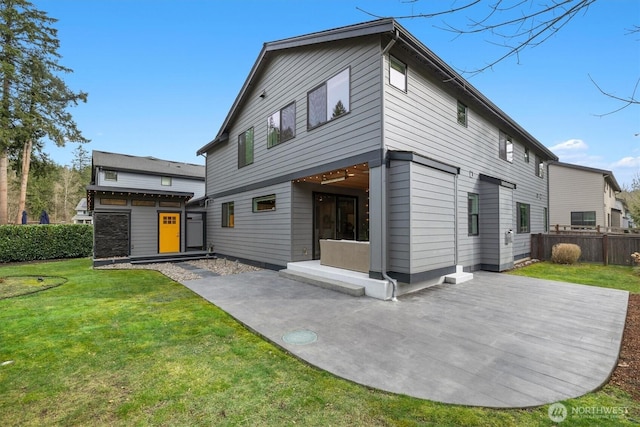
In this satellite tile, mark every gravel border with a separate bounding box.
[95,258,262,282]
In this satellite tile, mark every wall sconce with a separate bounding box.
[259,90,266,99]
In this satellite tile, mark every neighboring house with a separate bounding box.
[87,150,206,259]
[548,161,622,229]
[616,198,635,228]
[197,19,557,298]
[71,197,93,224]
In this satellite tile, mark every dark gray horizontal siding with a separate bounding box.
[410,163,455,272]
[206,37,382,196]
[207,182,292,266]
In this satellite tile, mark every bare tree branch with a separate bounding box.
[359,1,596,73]
[590,75,640,117]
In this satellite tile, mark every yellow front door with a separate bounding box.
[159,213,180,253]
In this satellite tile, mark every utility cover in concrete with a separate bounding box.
[182,270,628,408]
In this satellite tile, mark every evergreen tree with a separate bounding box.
[0,0,87,224]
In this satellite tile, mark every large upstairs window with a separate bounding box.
[307,68,350,129]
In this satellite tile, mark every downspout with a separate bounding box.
[381,29,399,301]
[454,174,458,266]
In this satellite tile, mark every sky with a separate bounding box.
[36,0,640,187]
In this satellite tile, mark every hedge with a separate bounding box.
[0,224,93,263]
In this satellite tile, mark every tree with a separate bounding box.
[620,173,640,226]
[359,0,639,110]
[0,0,87,224]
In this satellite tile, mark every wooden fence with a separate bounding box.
[531,233,640,266]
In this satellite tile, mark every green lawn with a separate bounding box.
[0,259,637,426]
[508,261,640,294]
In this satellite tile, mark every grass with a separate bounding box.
[0,275,67,299]
[0,258,637,426]
[507,261,640,294]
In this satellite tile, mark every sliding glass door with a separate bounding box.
[313,193,357,259]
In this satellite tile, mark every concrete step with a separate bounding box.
[444,265,474,284]
[279,269,365,297]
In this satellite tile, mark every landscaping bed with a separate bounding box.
[611,294,640,400]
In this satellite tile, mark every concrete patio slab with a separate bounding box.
[180,270,628,408]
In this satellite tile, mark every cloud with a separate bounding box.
[612,156,640,168]
[548,139,588,152]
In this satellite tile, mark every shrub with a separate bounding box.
[632,252,640,276]
[0,224,93,263]
[551,243,582,265]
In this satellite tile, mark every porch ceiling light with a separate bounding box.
[321,175,347,185]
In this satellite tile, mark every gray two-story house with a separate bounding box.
[87,150,206,260]
[197,19,557,299]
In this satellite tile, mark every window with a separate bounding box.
[132,200,156,207]
[253,194,276,212]
[100,198,127,206]
[104,170,117,181]
[238,128,254,168]
[222,202,234,227]
[543,207,548,232]
[517,203,530,233]
[307,68,350,129]
[159,201,181,208]
[267,102,296,148]
[161,176,172,186]
[524,147,530,163]
[389,55,407,91]
[499,131,513,162]
[457,101,468,127]
[536,156,544,178]
[571,211,596,227]
[468,193,479,236]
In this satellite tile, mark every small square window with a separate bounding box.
[104,170,117,181]
[253,194,276,212]
[389,55,407,91]
[457,101,467,127]
[222,202,234,228]
[161,176,172,186]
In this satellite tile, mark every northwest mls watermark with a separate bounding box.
[548,402,630,423]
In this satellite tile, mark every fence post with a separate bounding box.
[602,234,609,266]
[537,233,543,260]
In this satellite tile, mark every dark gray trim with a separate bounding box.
[481,262,514,272]
[479,173,517,189]
[514,252,531,261]
[214,253,285,272]
[388,265,456,284]
[88,185,194,199]
[208,149,384,199]
[387,150,459,175]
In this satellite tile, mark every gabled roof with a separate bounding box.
[549,161,621,192]
[197,18,557,161]
[92,150,205,180]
